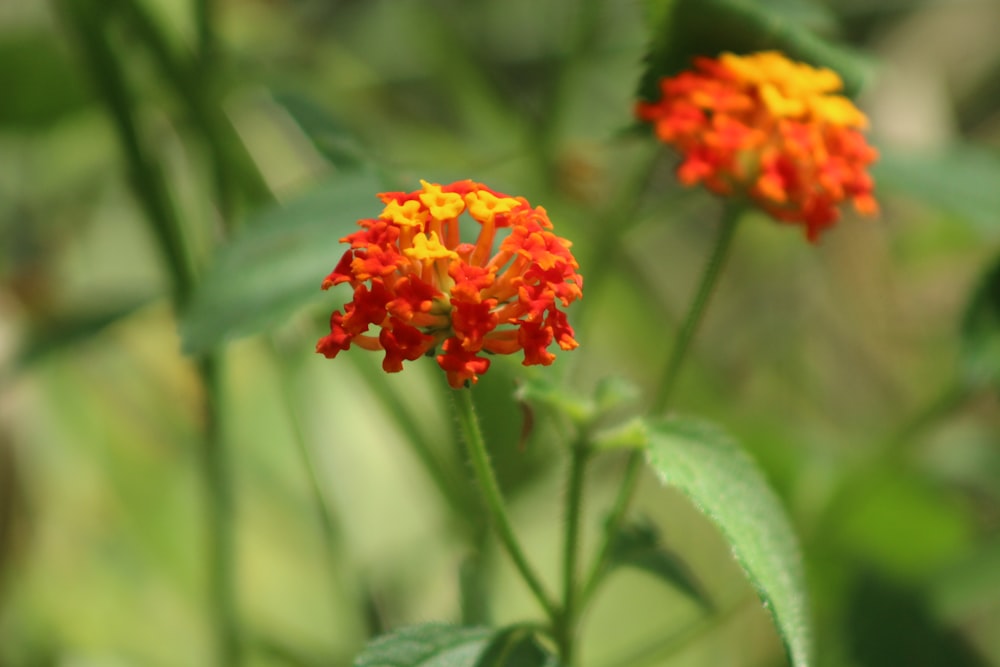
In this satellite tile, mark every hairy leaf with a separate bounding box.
[645,417,812,667]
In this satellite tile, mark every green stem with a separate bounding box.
[59,3,242,663]
[556,441,590,665]
[112,0,273,223]
[651,204,742,413]
[198,356,242,667]
[451,388,559,621]
[59,0,196,303]
[580,204,742,608]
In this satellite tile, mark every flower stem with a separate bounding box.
[651,204,742,413]
[556,440,591,665]
[451,388,559,621]
[580,204,742,607]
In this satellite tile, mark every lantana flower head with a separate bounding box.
[636,50,879,241]
[317,180,583,388]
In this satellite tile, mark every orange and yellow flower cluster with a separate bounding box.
[316,180,583,388]
[637,51,878,241]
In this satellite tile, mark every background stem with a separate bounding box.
[58,2,244,663]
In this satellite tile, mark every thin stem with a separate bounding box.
[451,388,559,621]
[198,356,242,667]
[651,204,742,413]
[578,448,640,607]
[556,441,591,665]
[58,3,242,663]
[194,0,216,66]
[580,204,743,608]
[59,0,196,303]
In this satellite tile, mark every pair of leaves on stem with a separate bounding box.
[527,374,810,666]
[357,376,812,667]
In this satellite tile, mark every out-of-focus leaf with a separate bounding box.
[606,517,713,608]
[273,92,370,170]
[514,375,595,425]
[0,31,92,129]
[847,570,990,667]
[639,0,872,101]
[645,417,813,667]
[591,417,648,451]
[876,146,1000,239]
[179,170,384,354]
[828,471,973,578]
[10,297,156,374]
[475,625,561,667]
[961,252,1000,388]
[514,375,642,430]
[354,624,491,667]
[593,375,641,417]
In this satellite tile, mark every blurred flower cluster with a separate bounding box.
[637,51,878,240]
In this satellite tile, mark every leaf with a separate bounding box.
[590,417,648,451]
[875,145,1000,238]
[272,92,371,170]
[639,0,873,102]
[961,253,1000,389]
[10,297,156,375]
[606,517,713,609]
[352,624,559,667]
[475,625,561,667]
[645,417,812,667]
[0,30,92,129]
[179,169,385,355]
[514,375,595,425]
[354,624,491,667]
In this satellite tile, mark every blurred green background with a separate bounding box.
[2,0,1000,665]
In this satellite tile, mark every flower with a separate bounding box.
[636,51,879,241]
[317,180,583,388]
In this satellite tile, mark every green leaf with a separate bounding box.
[875,145,1000,238]
[0,30,92,129]
[961,253,1000,389]
[475,625,561,667]
[272,92,371,170]
[10,297,156,374]
[590,417,648,451]
[514,375,595,425]
[354,624,491,667]
[645,417,812,667]
[179,170,385,355]
[639,0,873,101]
[606,517,713,609]
[352,624,559,667]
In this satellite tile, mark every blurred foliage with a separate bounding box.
[2,0,1000,666]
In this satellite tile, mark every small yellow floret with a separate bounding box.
[419,180,466,220]
[405,231,459,261]
[381,200,425,227]
[465,190,520,223]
